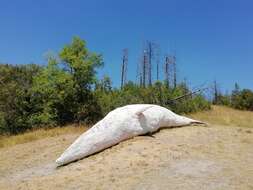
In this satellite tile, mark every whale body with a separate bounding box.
[56,104,204,166]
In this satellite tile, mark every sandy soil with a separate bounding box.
[0,125,253,190]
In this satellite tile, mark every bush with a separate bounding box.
[0,37,103,134]
[229,83,253,111]
[95,80,211,117]
[0,64,41,134]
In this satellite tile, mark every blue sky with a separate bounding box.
[0,0,252,91]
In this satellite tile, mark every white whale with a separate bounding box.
[56,104,204,166]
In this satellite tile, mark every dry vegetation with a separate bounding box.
[189,105,253,128]
[0,125,87,148]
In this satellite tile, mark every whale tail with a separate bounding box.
[183,116,208,126]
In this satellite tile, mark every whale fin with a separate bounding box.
[134,105,153,116]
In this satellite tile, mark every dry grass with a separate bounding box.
[0,125,87,148]
[189,105,253,128]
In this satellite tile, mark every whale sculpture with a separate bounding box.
[56,104,204,166]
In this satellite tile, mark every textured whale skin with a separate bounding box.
[56,104,203,166]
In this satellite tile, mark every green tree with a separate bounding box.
[59,36,103,91]
[238,89,253,111]
[231,83,241,109]
[31,56,76,126]
[0,64,41,134]
[31,36,103,126]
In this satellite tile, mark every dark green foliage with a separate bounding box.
[94,80,211,117]
[212,83,253,111]
[231,83,253,111]
[31,37,103,127]
[0,37,103,134]
[0,64,41,134]
[31,56,76,126]
[215,94,231,106]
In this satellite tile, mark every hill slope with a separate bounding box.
[189,105,253,128]
[0,106,253,190]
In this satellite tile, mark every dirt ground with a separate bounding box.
[0,124,253,190]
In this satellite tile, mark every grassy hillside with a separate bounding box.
[0,125,87,148]
[189,105,253,128]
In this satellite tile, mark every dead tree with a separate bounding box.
[155,45,160,81]
[147,42,153,86]
[120,49,128,89]
[172,55,177,88]
[164,55,170,88]
[164,54,177,89]
[167,87,209,105]
[137,41,160,87]
[142,50,148,87]
[213,80,219,104]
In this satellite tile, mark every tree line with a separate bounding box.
[0,36,251,135]
[213,82,253,111]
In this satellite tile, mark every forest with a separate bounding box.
[0,37,252,135]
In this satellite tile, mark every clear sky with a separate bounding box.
[0,0,252,91]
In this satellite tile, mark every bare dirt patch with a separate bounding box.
[0,124,252,190]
